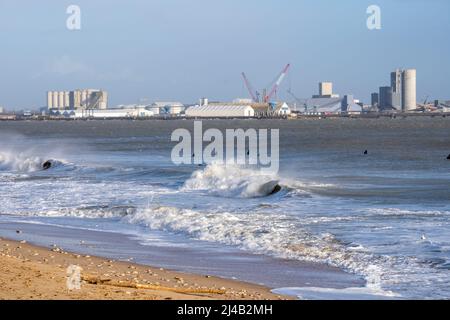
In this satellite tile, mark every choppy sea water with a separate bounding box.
[1,118,449,299]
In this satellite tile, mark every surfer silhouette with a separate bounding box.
[42,160,52,170]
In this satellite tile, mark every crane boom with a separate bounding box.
[241,72,258,102]
[265,64,291,102]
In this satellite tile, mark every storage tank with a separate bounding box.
[64,91,70,108]
[52,91,59,109]
[47,91,53,109]
[99,91,108,109]
[58,92,65,109]
[81,90,88,108]
[402,69,416,111]
[73,90,81,109]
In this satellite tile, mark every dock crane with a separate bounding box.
[287,88,308,112]
[241,64,291,103]
[241,72,259,103]
[415,95,437,112]
[287,88,343,114]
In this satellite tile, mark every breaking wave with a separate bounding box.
[123,205,450,298]
[0,150,126,177]
[124,205,396,289]
[181,164,285,198]
[32,205,137,219]
[0,151,48,172]
[181,164,337,199]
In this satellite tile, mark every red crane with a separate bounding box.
[265,64,291,103]
[241,72,259,103]
[241,64,291,103]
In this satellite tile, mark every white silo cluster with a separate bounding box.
[47,91,70,109]
[47,89,108,110]
[376,69,416,112]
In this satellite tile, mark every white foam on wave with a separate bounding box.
[0,148,71,174]
[125,204,450,298]
[124,205,396,288]
[366,208,448,217]
[181,164,338,199]
[181,164,281,198]
[272,285,400,300]
[0,151,44,172]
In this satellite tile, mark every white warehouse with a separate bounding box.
[186,104,255,118]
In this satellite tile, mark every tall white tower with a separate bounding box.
[81,90,88,108]
[58,92,65,109]
[402,69,416,112]
[47,91,53,109]
[52,91,59,109]
[64,91,70,108]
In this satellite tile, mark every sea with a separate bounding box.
[1,118,449,299]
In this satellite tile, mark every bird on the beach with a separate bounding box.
[364,150,368,155]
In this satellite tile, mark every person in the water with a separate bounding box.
[42,160,52,170]
[269,184,282,195]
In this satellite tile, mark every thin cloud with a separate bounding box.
[48,55,91,76]
[32,55,140,82]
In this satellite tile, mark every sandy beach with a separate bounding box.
[0,237,288,300]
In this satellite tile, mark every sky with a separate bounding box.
[0,0,449,110]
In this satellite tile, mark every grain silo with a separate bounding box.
[99,91,108,109]
[52,91,59,109]
[58,92,64,109]
[402,69,416,111]
[81,90,88,108]
[64,91,70,108]
[47,91,53,109]
[73,90,82,109]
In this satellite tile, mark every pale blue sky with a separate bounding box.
[0,0,449,109]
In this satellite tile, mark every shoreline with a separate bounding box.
[0,237,289,300]
[1,112,449,122]
[0,219,365,300]
[0,219,365,292]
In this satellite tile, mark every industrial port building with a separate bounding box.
[290,82,362,115]
[377,69,416,112]
[47,100,185,119]
[185,100,291,118]
[47,89,108,110]
[186,104,255,118]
